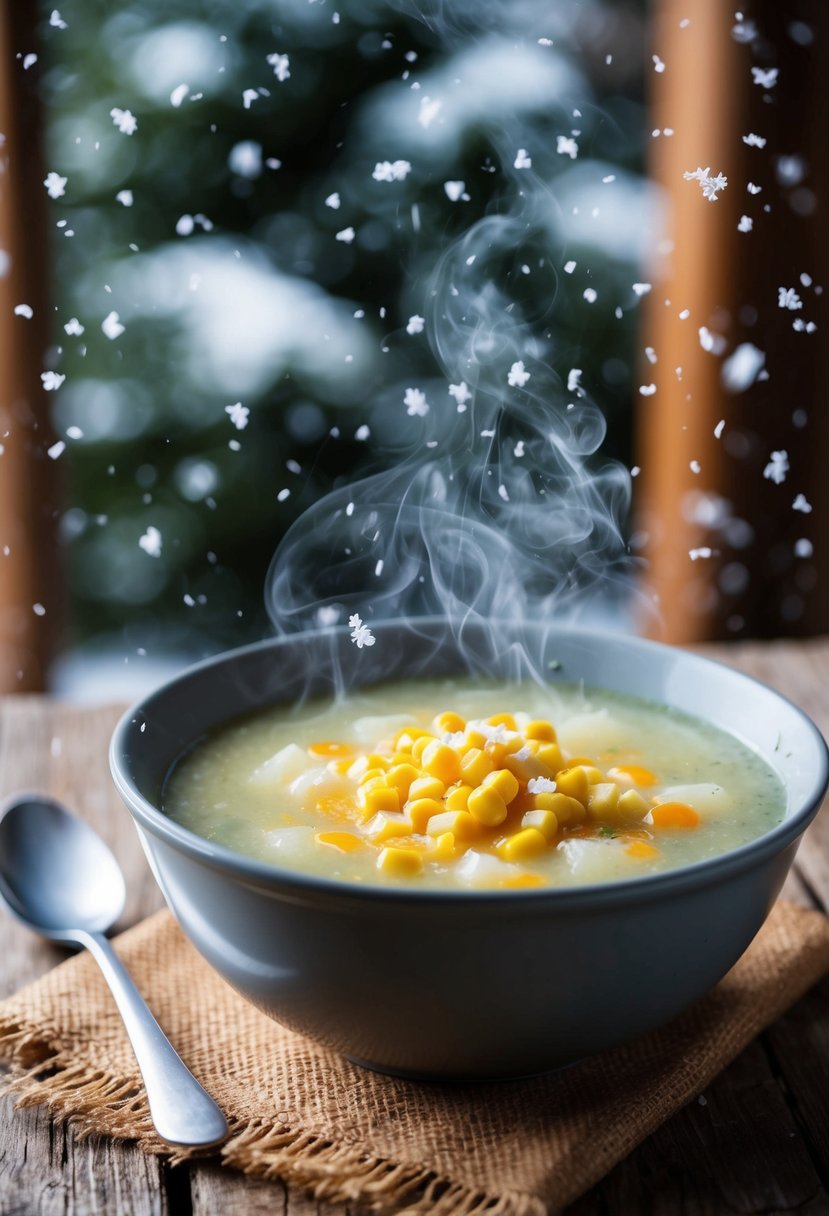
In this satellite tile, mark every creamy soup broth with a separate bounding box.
[163,679,785,890]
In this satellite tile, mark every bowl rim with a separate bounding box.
[109,620,829,909]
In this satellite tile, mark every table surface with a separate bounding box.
[3,640,829,1215]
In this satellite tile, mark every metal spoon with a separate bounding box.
[0,793,228,1147]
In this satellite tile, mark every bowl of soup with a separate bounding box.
[110,619,828,1079]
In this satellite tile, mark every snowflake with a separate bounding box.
[567,368,582,393]
[266,52,291,82]
[747,182,762,194]
[225,401,249,430]
[406,315,425,335]
[242,89,259,110]
[632,282,652,296]
[563,260,576,274]
[116,189,133,207]
[639,384,657,396]
[335,226,355,244]
[418,96,442,128]
[64,317,84,335]
[404,387,428,416]
[355,424,370,440]
[47,440,65,460]
[448,382,471,409]
[795,539,813,558]
[751,67,778,88]
[110,107,137,135]
[652,54,665,72]
[778,287,803,311]
[793,494,812,514]
[507,360,531,388]
[43,171,67,199]
[444,180,466,201]
[742,133,767,148]
[763,450,789,484]
[49,9,68,28]
[348,613,375,649]
[372,160,411,182]
[689,547,714,561]
[325,192,340,209]
[101,311,124,340]
[41,371,65,391]
[14,304,33,318]
[583,287,597,303]
[698,326,727,355]
[170,84,189,108]
[737,215,753,233]
[556,136,578,159]
[497,484,509,502]
[793,319,817,334]
[138,526,162,557]
[514,148,533,169]
[683,166,727,201]
[514,440,525,457]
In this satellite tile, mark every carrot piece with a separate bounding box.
[625,840,661,860]
[649,801,701,830]
[308,741,354,758]
[609,764,658,788]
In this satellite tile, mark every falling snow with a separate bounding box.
[44,172,67,199]
[64,317,84,335]
[242,89,259,110]
[689,547,714,561]
[564,260,576,274]
[583,288,597,303]
[101,310,125,339]
[406,315,425,335]
[266,52,291,81]
[444,181,466,202]
[747,182,762,194]
[372,160,411,182]
[47,440,65,460]
[751,67,778,88]
[652,55,665,72]
[778,287,803,311]
[110,107,137,135]
[632,282,652,296]
[514,148,533,169]
[556,136,578,159]
[14,304,33,318]
[325,192,341,209]
[683,167,728,201]
[116,189,133,207]
[404,387,428,416]
[418,97,442,128]
[225,401,250,429]
[170,83,189,108]
[448,382,471,409]
[722,343,765,391]
[49,9,68,28]
[742,133,767,148]
[567,368,582,393]
[737,215,753,233]
[336,226,356,243]
[639,384,656,396]
[763,450,789,484]
[793,494,812,513]
[138,526,162,557]
[41,371,65,391]
[508,361,531,388]
[349,613,375,649]
[795,539,814,558]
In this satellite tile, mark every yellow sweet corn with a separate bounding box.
[617,789,650,819]
[421,740,462,784]
[487,712,517,729]
[554,766,590,805]
[445,783,472,810]
[497,827,547,861]
[524,719,557,742]
[406,797,446,832]
[365,812,413,843]
[535,742,564,772]
[359,785,401,816]
[482,767,520,805]
[520,808,559,841]
[408,774,445,802]
[467,784,508,826]
[535,792,586,825]
[425,809,482,839]
[435,711,465,734]
[587,782,620,818]
[432,831,457,861]
[460,747,494,786]
[377,846,423,877]
[386,763,421,797]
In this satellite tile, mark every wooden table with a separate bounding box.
[3,640,829,1215]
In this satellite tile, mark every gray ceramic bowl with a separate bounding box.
[110,619,828,1080]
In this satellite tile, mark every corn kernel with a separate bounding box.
[555,766,590,805]
[425,809,482,839]
[386,763,422,797]
[520,808,559,841]
[467,784,508,826]
[617,789,650,819]
[393,726,429,750]
[421,740,462,784]
[581,765,607,785]
[460,747,494,786]
[504,751,555,785]
[445,783,472,810]
[482,768,520,805]
[587,782,620,818]
[435,711,465,734]
[365,812,413,843]
[487,712,517,729]
[408,775,445,802]
[485,742,509,766]
[411,735,435,763]
[432,831,457,861]
[406,797,446,832]
[497,827,547,861]
[535,742,564,773]
[463,728,487,751]
[360,785,401,816]
[377,846,423,877]
[535,791,587,825]
[315,831,362,853]
[525,719,557,743]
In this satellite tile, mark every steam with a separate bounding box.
[266,5,637,677]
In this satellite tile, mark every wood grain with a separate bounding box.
[1,640,829,1215]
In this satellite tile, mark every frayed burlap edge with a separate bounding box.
[0,1018,544,1216]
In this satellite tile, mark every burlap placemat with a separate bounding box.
[1,900,828,1215]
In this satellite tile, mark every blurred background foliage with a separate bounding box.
[39,0,650,675]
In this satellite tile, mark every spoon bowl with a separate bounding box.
[0,795,125,937]
[0,793,228,1147]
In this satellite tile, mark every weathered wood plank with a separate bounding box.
[0,1094,169,1216]
[190,1165,356,1215]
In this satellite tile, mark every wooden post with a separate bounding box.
[0,0,58,691]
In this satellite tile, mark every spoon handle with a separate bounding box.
[79,930,229,1147]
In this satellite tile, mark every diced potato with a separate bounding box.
[653,783,731,817]
[557,710,627,755]
[558,837,627,881]
[262,825,316,858]
[455,850,520,888]
[250,743,309,786]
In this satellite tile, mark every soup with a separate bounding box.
[163,678,785,890]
